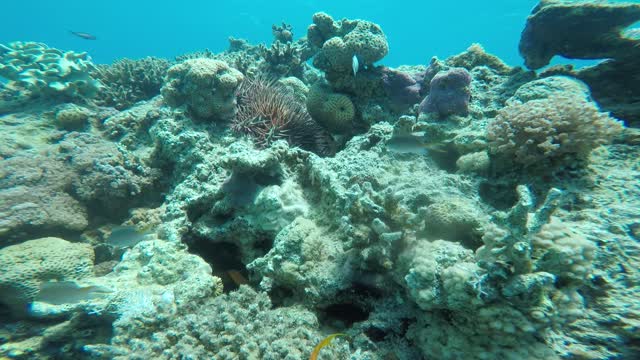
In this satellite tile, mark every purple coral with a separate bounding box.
[380,67,422,108]
[419,67,472,118]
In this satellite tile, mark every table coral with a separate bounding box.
[519,0,640,69]
[0,41,101,101]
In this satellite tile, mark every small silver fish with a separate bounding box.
[106,225,155,249]
[386,132,446,155]
[35,281,113,305]
[70,31,97,40]
[352,54,359,77]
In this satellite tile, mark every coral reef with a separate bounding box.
[233,76,334,155]
[1,8,639,360]
[0,130,158,244]
[54,104,92,131]
[94,57,171,110]
[0,237,94,312]
[380,67,423,109]
[161,58,244,120]
[487,77,624,169]
[306,83,355,134]
[0,41,101,101]
[519,0,640,69]
[307,12,388,93]
[419,67,472,118]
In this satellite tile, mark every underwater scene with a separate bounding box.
[1,0,639,359]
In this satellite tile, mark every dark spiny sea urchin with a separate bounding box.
[232,76,335,156]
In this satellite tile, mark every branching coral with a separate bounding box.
[233,76,335,155]
[487,79,623,168]
[258,41,303,78]
[94,57,171,110]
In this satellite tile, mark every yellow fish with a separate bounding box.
[309,333,347,360]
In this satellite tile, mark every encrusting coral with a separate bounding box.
[0,237,94,312]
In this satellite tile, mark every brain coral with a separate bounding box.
[308,12,388,76]
[0,237,94,312]
[0,41,101,100]
[306,83,355,134]
[487,77,624,167]
[161,58,244,120]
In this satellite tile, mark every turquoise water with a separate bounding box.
[4,0,538,66]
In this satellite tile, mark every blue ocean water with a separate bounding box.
[4,0,540,67]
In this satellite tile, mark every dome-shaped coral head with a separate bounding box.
[419,67,472,118]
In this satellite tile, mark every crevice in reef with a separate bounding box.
[479,180,518,210]
[318,302,371,329]
[184,235,249,293]
[428,142,461,173]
